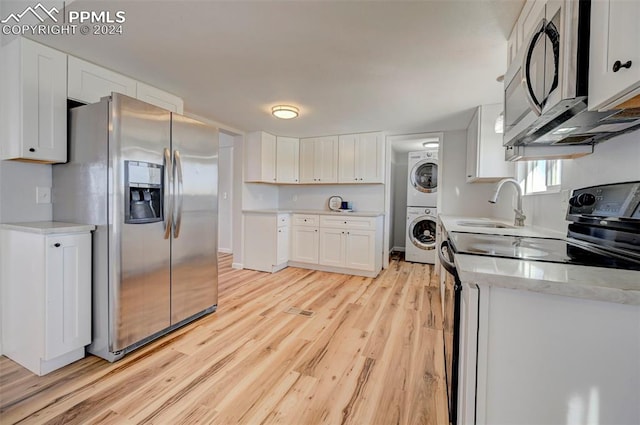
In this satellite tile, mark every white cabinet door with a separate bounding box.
[136,82,184,114]
[245,132,277,183]
[68,56,137,104]
[345,230,376,271]
[291,226,319,263]
[44,234,92,360]
[299,136,338,183]
[1,38,67,163]
[315,136,339,183]
[338,134,358,183]
[299,138,317,184]
[276,136,300,183]
[276,226,290,265]
[319,228,346,267]
[358,132,385,183]
[475,286,640,425]
[588,0,640,110]
[466,104,513,182]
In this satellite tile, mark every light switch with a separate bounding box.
[36,186,51,204]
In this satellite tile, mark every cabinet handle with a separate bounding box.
[54,243,61,247]
[467,175,472,178]
[613,60,632,72]
[315,229,318,232]
[29,148,36,152]
[344,221,347,224]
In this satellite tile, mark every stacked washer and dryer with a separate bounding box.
[405,149,439,264]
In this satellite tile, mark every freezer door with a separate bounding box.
[110,94,172,351]
[170,114,219,324]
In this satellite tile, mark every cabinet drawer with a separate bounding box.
[320,215,376,230]
[277,214,291,227]
[293,214,319,227]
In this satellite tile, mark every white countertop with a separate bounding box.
[243,209,384,217]
[0,221,96,235]
[440,215,640,305]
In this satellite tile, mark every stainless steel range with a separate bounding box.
[438,181,640,425]
[450,181,640,270]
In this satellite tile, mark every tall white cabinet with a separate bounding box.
[1,37,67,163]
[1,222,95,376]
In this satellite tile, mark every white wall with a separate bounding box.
[278,184,385,212]
[524,129,640,233]
[440,130,513,219]
[392,150,408,249]
[218,134,234,253]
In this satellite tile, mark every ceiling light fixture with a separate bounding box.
[272,105,299,119]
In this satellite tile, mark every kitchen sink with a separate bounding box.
[456,220,515,229]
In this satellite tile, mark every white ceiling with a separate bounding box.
[32,0,523,137]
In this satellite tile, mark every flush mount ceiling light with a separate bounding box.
[272,105,299,119]
[422,137,439,148]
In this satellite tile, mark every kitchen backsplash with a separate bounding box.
[278,184,385,212]
[524,128,640,233]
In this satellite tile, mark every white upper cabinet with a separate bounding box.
[1,38,67,163]
[338,132,385,184]
[276,136,300,183]
[588,0,640,111]
[466,104,514,182]
[68,56,137,104]
[299,136,339,184]
[245,131,277,183]
[136,82,184,114]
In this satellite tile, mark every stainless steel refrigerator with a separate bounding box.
[53,93,218,362]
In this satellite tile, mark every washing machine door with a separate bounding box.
[409,216,437,250]
[410,159,438,194]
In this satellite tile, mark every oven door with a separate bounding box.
[438,240,462,425]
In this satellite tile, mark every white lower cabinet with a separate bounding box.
[292,214,382,277]
[291,216,320,264]
[458,284,640,425]
[0,223,94,376]
[243,213,290,272]
[319,228,375,271]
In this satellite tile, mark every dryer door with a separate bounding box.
[410,159,438,194]
[409,215,437,250]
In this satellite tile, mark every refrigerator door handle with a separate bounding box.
[163,147,173,239]
[173,149,184,238]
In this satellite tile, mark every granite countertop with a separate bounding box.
[243,209,384,217]
[1,221,96,235]
[439,215,640,306]
[439,215,565,238]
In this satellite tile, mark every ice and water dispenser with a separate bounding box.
[124,161,163,223]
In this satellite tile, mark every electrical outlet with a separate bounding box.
[36,186,51,204]
[560,189,570,212]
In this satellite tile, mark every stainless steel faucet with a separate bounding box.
[489,178,526,227]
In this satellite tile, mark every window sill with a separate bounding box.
[523,186,562,197]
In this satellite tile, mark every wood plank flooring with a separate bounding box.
[0,255,448,425]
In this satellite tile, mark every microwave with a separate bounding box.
[503,0,639,152]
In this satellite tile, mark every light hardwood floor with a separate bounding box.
[0,255,448,425]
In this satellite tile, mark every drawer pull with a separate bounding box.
[54,243,61,247]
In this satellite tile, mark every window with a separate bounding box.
[520,160,562,194]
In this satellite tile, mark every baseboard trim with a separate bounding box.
[218,248,232,254]
[391,246,406,253]
[231,262,243,270]
[287,261,380,278]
